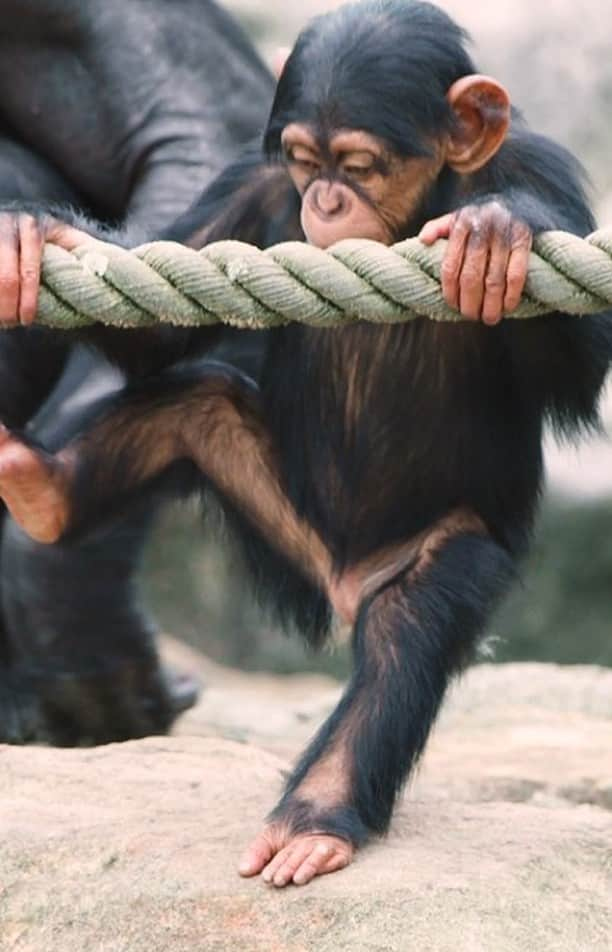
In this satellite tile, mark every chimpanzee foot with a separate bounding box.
[0,424,71,543]
[164,667,201,714]
[0,668,38,743]
[238,825,354,887]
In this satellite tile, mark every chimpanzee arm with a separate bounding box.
[0,150,78,423]
[0,0,278,376]
[0,154,300,377]
[468,128,596,235]
[0,199,207,376]
[466,128,612,436]
[0,0,273,233]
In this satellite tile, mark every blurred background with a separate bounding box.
[144,0,612,677]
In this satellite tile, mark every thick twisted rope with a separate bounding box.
[34,227,612,330]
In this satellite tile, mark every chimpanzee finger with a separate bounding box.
[503,223,532,312]
[45,220,94,253]
[481,221,512,326]
[439,214,471,311]
[17,214,44,326]
[418,212,456,245]
[0,213,20,325]
[457,224,490,321]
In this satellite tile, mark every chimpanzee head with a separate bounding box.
[265,0,511,247]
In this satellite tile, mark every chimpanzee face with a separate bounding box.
[281,123,445,248]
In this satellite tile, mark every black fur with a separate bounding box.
[253,2,612,845]
[0,0,275,745]
[12,0,612,844]
[166,0,612,844]
[271,533,515,840]
[265,0,474,160]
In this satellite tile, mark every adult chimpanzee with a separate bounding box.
[0,0,275,744]
[0,0,609,886]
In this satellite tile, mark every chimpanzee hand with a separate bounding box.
[419,201,532,325]
[0,212,91,327]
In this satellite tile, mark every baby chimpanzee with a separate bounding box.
[0,0,608,887]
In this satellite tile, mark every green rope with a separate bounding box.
[34,227,612,330]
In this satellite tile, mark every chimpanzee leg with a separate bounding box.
[0,363,335,596]
[0,323,73,741]
[0,350,199,744]
[0,132,180,745]
[240,528,514,886]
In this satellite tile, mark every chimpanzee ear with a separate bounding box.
[445,75,511,174]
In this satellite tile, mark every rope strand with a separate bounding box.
[31,228,612,331]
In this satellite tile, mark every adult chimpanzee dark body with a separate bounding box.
[0,0,609,885]
[0,0,275,744]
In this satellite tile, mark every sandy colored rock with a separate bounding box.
[1,638,611,952]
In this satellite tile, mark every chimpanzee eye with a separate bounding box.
[341,152,376,181]
[295,158,320,175]
[344,164,373,179]
[285,146,321,176]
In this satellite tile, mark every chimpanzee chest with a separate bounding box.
[263,320,531,560]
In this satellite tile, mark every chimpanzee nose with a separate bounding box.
[312,182,347,219]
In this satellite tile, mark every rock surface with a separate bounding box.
[2,638,612,952]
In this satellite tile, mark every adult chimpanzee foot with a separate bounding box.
[0,424,72,543]
[238,825,354,887]
[163,666,201,715]
[0,668,38,743]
